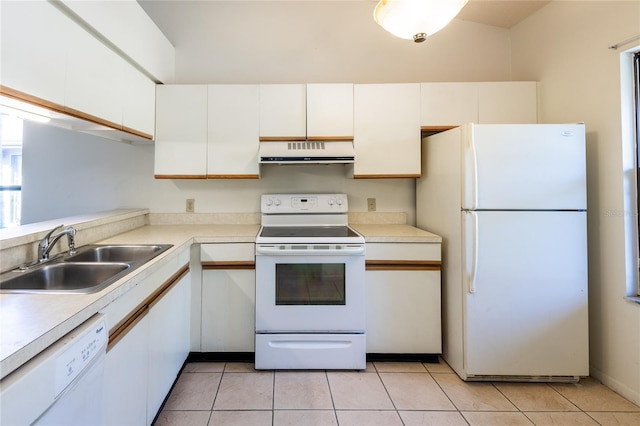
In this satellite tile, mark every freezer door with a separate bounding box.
[462,123,586,210]
[462,211,588,377]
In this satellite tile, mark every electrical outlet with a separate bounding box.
[186,198,195,213]
[367,198,376,212]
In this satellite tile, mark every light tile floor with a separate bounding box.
[154,360,640,426]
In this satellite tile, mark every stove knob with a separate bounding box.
[336,198,344,206]
[274,198,281,206]
[328,198,335,206]
[265,199,273,206]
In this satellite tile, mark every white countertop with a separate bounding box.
[0,224,259,380]
[351,224,442,243]
[0,222,439,380]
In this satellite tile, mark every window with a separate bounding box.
[0,114,23,228]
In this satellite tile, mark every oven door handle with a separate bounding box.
[256,245,365,256]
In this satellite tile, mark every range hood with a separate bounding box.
[259,140,355,164]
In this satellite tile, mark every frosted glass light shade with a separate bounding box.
[374,0,469,42]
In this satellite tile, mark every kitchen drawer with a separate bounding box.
[200,243,255,262]
[365,243,441,261]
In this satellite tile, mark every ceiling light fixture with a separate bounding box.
[374,0,469,43]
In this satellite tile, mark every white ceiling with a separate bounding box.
[457,0,550,28]
[139,0,551,39]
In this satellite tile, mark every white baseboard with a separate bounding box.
[590,365,640,406]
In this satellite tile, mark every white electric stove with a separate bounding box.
[255,193,366,370]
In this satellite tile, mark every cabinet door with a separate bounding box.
[0,1,69,107]
[147,271,191,423]
[306,84,354,139]
[154,85,208,178]
[420,83,478,127]
[367,270,441,354]
[103,312,149,426]
[65,23,123,127]
[201,269,256,352]
[259,84,306,139]
[353,84,421,178]
[122,63,156,139]
[478,82,538,124]
[208,85,260,178]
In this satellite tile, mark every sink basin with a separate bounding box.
[0,262,130,294]
[65,244,171,263]
[0,244,173,294]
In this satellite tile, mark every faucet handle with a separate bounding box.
[43,224,64,242]
[65,226,77,255]
[37,225,64,260]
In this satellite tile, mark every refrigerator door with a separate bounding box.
[462,123,586,210]
[462,210,588,378]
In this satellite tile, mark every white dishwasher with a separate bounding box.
[0,313,108,426]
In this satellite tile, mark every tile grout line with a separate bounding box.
[323,370,341,426]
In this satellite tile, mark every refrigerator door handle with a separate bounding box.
[462,125,478,209]
[464,211,478,294]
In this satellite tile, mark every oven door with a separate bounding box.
[255,244,366,333]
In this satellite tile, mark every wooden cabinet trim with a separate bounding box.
[63,105,122,132]
[420,125,457,132]
[154,174,207,179]
[206,174,260,179]
[1,85,153,140]
[122,125,153,140]
[147,264,190,309]
[354,174,421,179]
[107,305,148,352]
[366,260,441,271]
[306,136,354,142]
[107,263,190,348]
[202,260,255,270]
[0,85,66,114]
[259,136,306,142]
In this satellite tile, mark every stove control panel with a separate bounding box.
[262,194,348,214]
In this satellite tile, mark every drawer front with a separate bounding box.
[201,243,255,262]
[365,243,441,261]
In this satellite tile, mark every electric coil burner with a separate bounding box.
[255,193,366,370]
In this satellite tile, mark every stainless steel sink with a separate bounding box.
[0,244,173,294]
[0,262,130,293]
[65,244,171,263]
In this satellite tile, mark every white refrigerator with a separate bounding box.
[417,123,589,381]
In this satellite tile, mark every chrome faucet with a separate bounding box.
[37,225,77,263]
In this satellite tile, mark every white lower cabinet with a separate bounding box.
[146,269,191,423]
[103,313,149,426]
[366,243,442,354]
[101,250,191,425]
[201,244,256,352]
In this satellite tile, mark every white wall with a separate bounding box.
[140,1,512,84]
[20,123,416,224]
[511,0,640,405]
[20,122,149,224]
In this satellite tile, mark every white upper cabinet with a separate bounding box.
[0,0,157,141]
[208,85,260,178]
[354,83,421,178]
[306,84,354,139]
[154,85,208,178]
[66,22,124,127]
[0,1,69,107]
[420,82,537,127]
[420,83,478,127]
[478,82,538,124]
[122,64,156,138]
[259,84,306,140]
